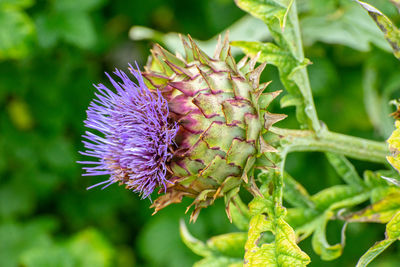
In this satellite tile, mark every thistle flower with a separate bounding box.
[79,64,178,199]
[143,34,286,221]
[80,35,284,221]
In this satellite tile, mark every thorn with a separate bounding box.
[175,51,184,61]
[248,51,261,70]
[254,81,273,99]
[259,136,278,153]
[219,31,230,60]
[264,112,287,129]
[214,34,223,59]
[179,34,194,62]
[249,62,267,88]
[237,55,249,70]
[195,65,214,92]
[163,60,193,78]
[225,46,238,73]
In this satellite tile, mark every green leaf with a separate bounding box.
[234,0,321,131]
[301,2,391,52]
[0,0,34,8]
[230,41,299,72]
[130,15,269,57]
[356,212,400,267]
[0,7,35,60]
[20,246,75,267]
[387,211,400,239]
[311,185,364,211]
[231,40,309,125]
[53,0,105,12]
[36,11,96,49]
[180,219,213,258]
[244,197,310,266]
[283,172,314,209]
[362,60,394,138]
[194,257,242,267]
[180,220,245,266]
[229,196,251,231]
[66,229,115,267]
[234,0,299,59]
[0,218,58,267]
[325,152,364,189]
[391,0,400,12]
[311,211,344,261]
[207,232,247,258]
[356,239,395,267]
[19,228,115,267]
[356,0,400,60]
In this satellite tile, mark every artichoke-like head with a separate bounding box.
[143,35,286,221]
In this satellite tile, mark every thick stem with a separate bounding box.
[271,127,389,164]
[288,1,321,133]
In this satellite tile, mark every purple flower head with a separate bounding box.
[79,63,178,199]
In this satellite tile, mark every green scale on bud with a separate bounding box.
[142,34,286,222]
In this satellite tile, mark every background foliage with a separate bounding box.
[0,0,399,266]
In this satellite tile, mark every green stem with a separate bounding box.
[288,1,321,133]
[271,127,389,164]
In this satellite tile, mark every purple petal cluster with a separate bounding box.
[79,64,178,199]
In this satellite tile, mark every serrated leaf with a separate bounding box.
[244,197,310,266]
[234,0,320,131]
[356,212,400,267]
[234,0,299,58]
[356,0,400,60]
[231,40,309,126]
[231,41,299,73]
[325,152,364,189]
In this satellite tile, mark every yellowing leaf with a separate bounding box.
[356,0,400,60]
[244,197,310,267]
[387,120,400,172]
[345,192,400,223]
[356,212,400,267]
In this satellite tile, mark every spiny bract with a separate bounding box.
[143,34,286,221]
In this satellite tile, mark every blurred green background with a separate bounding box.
[0,0,400,266]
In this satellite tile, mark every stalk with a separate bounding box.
[271,127,389,164]
[288,1,321,133]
